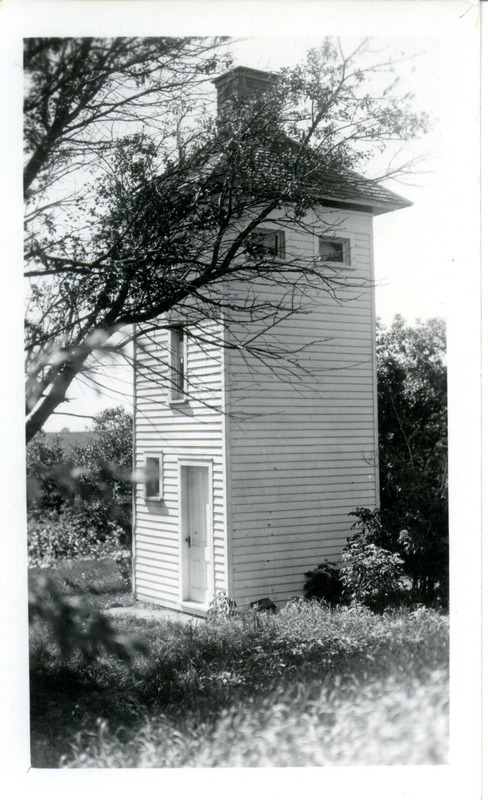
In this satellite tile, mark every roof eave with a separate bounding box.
[315,193,412,216]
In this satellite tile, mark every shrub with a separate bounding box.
[340,537,406,611]
[69,407,133,544]
[303,559,343,604]
[207,591,237,620]
[26,408,133,554]
[114,551,132,584]
[350,506,448,607]
[376,317,448,606]
[26,432,66,514]
[349,507,390,548]
[28,510,126,566]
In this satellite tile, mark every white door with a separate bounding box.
[181,465,212,604]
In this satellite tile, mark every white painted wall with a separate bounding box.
[133,319,227,610]
[133,207,378,611]
[225,209,378,606]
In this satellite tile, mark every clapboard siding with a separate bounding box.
[226,209,378,606]
[133,318,227,610]
[133,205,379,613]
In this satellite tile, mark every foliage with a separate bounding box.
[25,38,427,440]
[349,506,390,548]
[26,407,133,563]
[23,37,229,202]
[69,407,133,541]
[339,537,406,611]
[303,559,343,604]
[114,552,132,584]
[376,316,448,604]
[29,559,448,767]
[27,408,133,672]
[27,511,127,566]
[29,556,132,599]
[29,571,146,663]
[304,510,406,611]
[26,431,66,514]
[24,37,231,441]
[207,591,237,620]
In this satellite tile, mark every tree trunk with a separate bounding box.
[25,350,91,442]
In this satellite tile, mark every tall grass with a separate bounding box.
[29,560,449,768]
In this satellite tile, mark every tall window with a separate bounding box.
[170,325,186,402]
[144,454,163,500]
[319,236,351,266]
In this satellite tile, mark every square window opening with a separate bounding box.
[319,237,351,266]
[248,228,285,259]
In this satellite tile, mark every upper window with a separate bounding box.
[248,228,285,259]
[319,237,351,266]
[170,325,186,402]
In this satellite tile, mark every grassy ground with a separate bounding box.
[29,559,449,768]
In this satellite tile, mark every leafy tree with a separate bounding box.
[23,37,229,201]
[27,411,134,662]
[25,37,427,441]
[375,316,448,603]
[26,431,65,514]
[69,407,133,542]
[27,407,133,549]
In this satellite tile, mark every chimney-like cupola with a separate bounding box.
[213,66,278,115]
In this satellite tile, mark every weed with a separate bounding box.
[29,559,449,768]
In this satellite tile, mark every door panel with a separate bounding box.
[181,465,212,603]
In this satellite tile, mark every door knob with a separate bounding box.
[185,535,191,548]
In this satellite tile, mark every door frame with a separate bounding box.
[177,458,215,611]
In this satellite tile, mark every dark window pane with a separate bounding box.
[249,229,285,258]
[319,239,344,262]
[171,326,185,399]
[145,457,160,497]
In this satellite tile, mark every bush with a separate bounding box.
[340,537,406,611]
[114,552,132,584]
[26,432,66,514]
[28,510,126,566]
[26,408,133,555]
[303,560,343,604]
[350,506,448,607]
[69,407,133,544]
[207,591,237,620]
[376,317,448,606]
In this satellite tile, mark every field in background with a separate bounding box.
[29,558,449,768]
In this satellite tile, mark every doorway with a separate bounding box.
[180,463,213,605]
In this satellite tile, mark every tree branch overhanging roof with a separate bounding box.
[213,65,412,217]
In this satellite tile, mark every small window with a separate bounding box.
[170,325,186,402]
[319,237,351,266]
[248,228,285,258]
[144,454,163,500]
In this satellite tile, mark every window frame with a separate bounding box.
[144,453,164,501]
[318,236,352,268]
[169,324,188,404]
[248,227,286,259]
